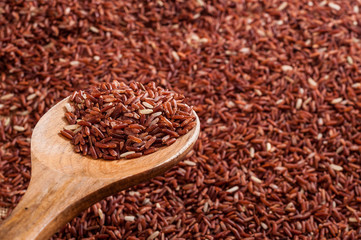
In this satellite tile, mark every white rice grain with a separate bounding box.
[250,147,255,158]
[331,98,343,104]
[64,124,79,130]
[70,60,80,66]
[352,83,361,88]
[281,65,293,71]
[296,98,303,109]
[275,99,284,105]
[26,93,38,101]
[347,56,354,64]
[139,109,153,115]
[142,102,154,109]
[328,2,341,11]
[1,93,14,100]
[90,26,99,33]
[330,164,343,171]
[120,151,136,158]
[308,78,318,88]
[147,231,160,240]
[13,126,26,132]
[151,112,162,118]
[226,186,239,193]
[65,103,74,112]
[124,216,135,222]
[240,48,250,54]
[278,2,288,11]
[251,176,262,184]
[184,160,196,166]
[171,51,180,61]
[261,222,268,230]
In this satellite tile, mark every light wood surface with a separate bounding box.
[0,97,200,240]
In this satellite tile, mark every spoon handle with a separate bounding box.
[0,158,181,239]
[0,163,101,240]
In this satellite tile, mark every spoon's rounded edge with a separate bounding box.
[31,97,200,179]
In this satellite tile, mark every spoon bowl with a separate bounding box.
[0,97,200,240]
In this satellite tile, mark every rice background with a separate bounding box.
[1,0,361,239]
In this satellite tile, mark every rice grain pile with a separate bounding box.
[60,81,195,160]
[1,0,361,239]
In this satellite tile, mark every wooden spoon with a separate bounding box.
[0,97,200,240]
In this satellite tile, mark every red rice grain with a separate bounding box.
[1,0,361,239]
[60,81,195,159]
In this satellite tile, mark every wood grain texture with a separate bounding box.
[0,97,200,240]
